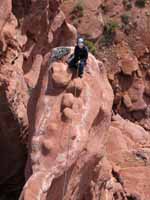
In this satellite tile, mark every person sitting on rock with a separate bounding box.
[69,38,88,78]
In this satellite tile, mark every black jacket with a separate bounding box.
[74,45,88,62]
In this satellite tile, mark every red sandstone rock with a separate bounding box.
[116,41,139,75]
[24,54,43,88]
[62,107,76,122]
[51,61,72,88]
[127,78,147,112]
[103,115,150,200]
[1,1,150,200]
[0,0,77,198]
[0,2,29,196]
[67,77,84,97]
[20,50,114,200]
[62,0,104,40]
[61,93,74,109]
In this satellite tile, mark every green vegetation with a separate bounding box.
[104,21,119,35]
[28,87,33,96]
[121,13,130,24]
[70,0,84,27]
[84,40,97,55]
[121,14,137,35]
[135,0,146,8]
[72,18,80,28]
[100,21,119,46]
[122,0,132,10]
[71,0,84,18]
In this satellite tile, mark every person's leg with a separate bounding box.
[69,58,77,69]
[78,60,85,77]
[68,58,74,68]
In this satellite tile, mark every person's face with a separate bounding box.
[78,42,84,48]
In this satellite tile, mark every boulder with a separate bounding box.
[61,93,74,109]
[51,61,72,88]
[116,41,139,75]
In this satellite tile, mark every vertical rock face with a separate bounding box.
[1,1,150,200]
[0,0,77,199]
[0,1,29,199]
[20,48,114,200]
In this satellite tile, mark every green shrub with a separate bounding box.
[126,3,132,10]
[71,1,84,18]
[121,14,130,24]
[28,87,33,96]
[100,21,119,46]
[85,40,97,55]
[122,0,132,10]
[104,21,119,35]
[135,0,146,8]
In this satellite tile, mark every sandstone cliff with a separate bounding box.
[0,0,150,200]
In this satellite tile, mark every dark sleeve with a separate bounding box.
[74,46,78,58]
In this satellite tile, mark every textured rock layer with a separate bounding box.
[1,1,150,200]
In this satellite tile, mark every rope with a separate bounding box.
[61,62,80,200]
[61,124,71,200]
[75,62,80,97]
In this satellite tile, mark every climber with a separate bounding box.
[68,38,88,78]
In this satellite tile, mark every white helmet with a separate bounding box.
[78,37,84,44]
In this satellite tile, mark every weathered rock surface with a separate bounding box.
[116,41,139,75]
[104,115,150,200]
[20,48,114,199]
[0,1,29,198]
[1,1,150,200]
[62,0,104,40]
[0,0,77,199]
